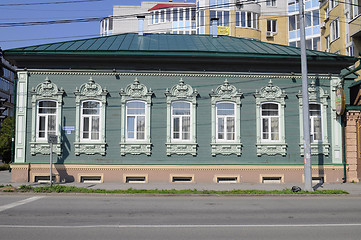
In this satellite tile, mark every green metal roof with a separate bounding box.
[4,33,357,62]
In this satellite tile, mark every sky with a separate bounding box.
[0,0,194,50]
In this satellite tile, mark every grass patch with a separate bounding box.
[11,185,348,195]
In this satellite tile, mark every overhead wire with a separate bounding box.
[0,0,104,7]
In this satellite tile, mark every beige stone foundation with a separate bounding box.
[10,164,345,184]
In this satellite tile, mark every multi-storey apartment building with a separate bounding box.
[0,55,15,122]
[101,0,321,49]
[101,1,196,36]
[320,0,360,57]
[288,0,321,50]
[101,1,289,45]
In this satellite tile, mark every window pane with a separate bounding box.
[182,116,190,140]
[313,10,319,26]
[83,117,89,139]
[137,116,145,140]
[271,117,279,140]
[38,101,57,114]
[38,116,46,138]
[39,101,56,108]
[48,115,56,133]
[262,118,269,139]
[313,118,321,141]
[91,116,99,140]
[226,117,235,140]
[127,101,145,115]
[262,103,278,116]
[172,101,190,115]
[127,116,135,139]
[218,117,224,139]
[305,11,312,27]
[173,9,178,21]
[173,117,180,139]
[241,12,245,27]
[247,12,252,27]
[82,101,100,115]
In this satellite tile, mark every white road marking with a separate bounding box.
[0,223,361,228]
[0,196,44,212]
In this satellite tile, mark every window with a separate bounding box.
[30,77,64,155]
[309,103,322,142]
[236,11,259,29]
[165,79,198,156]
[313,10,319,26]
[216,102,235,141]
[267,19,277,33]
[297,81,330,155]
[172,101,191,141]
[74,77,108,156]
[266,0,277,6]
[330,0,338,9]
[126,101,146,140]
[330,18,339,42]
[325,35,330,51]
[289,15,300,31]
[37,100,57,140]
[166,9,171,21]
[351,0,361,19]
[210,80,243,156]
[209,10,230,26]
[261,103,280,142]
[325,6,329,20]
[346,44,354,56]
[81,101,101,141]
[173,9,178,21]
[254,80,287,156]
[302,10,319,28]
[120,78,153,156]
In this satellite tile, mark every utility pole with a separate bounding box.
[298,0,313,191]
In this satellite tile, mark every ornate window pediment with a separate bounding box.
[74,77,108,156]
[119,78,153,156]
[297,80,330,156]
[210,79,243,156]
[30,77,64,155]
[165,79,199,156]
[254,80,287,156]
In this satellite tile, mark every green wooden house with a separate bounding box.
[4,33,356,184]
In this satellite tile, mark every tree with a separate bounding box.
[0,117,13,163]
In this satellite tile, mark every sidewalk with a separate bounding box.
[1,170,361,195]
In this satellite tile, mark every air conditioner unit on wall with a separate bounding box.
[266,31,273,37]
[321,22,326,29]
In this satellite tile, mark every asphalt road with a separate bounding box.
[0,194,361,240]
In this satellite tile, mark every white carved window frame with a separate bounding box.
[165,79,198,156]
[30,77,64,155]
[80,100,102,142]
[210,79,243,156]
[297,80,330,156]
[254,80,287,156]
[119,78,153,156]
[74,77,108,156]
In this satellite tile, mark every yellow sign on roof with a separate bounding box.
[217,26,229,35]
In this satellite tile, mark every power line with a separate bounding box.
[0,0,104,7]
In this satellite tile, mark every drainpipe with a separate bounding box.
[137,15,145,36]
[210,18,218,38]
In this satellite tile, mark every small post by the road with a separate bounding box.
[48,135,57,187]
